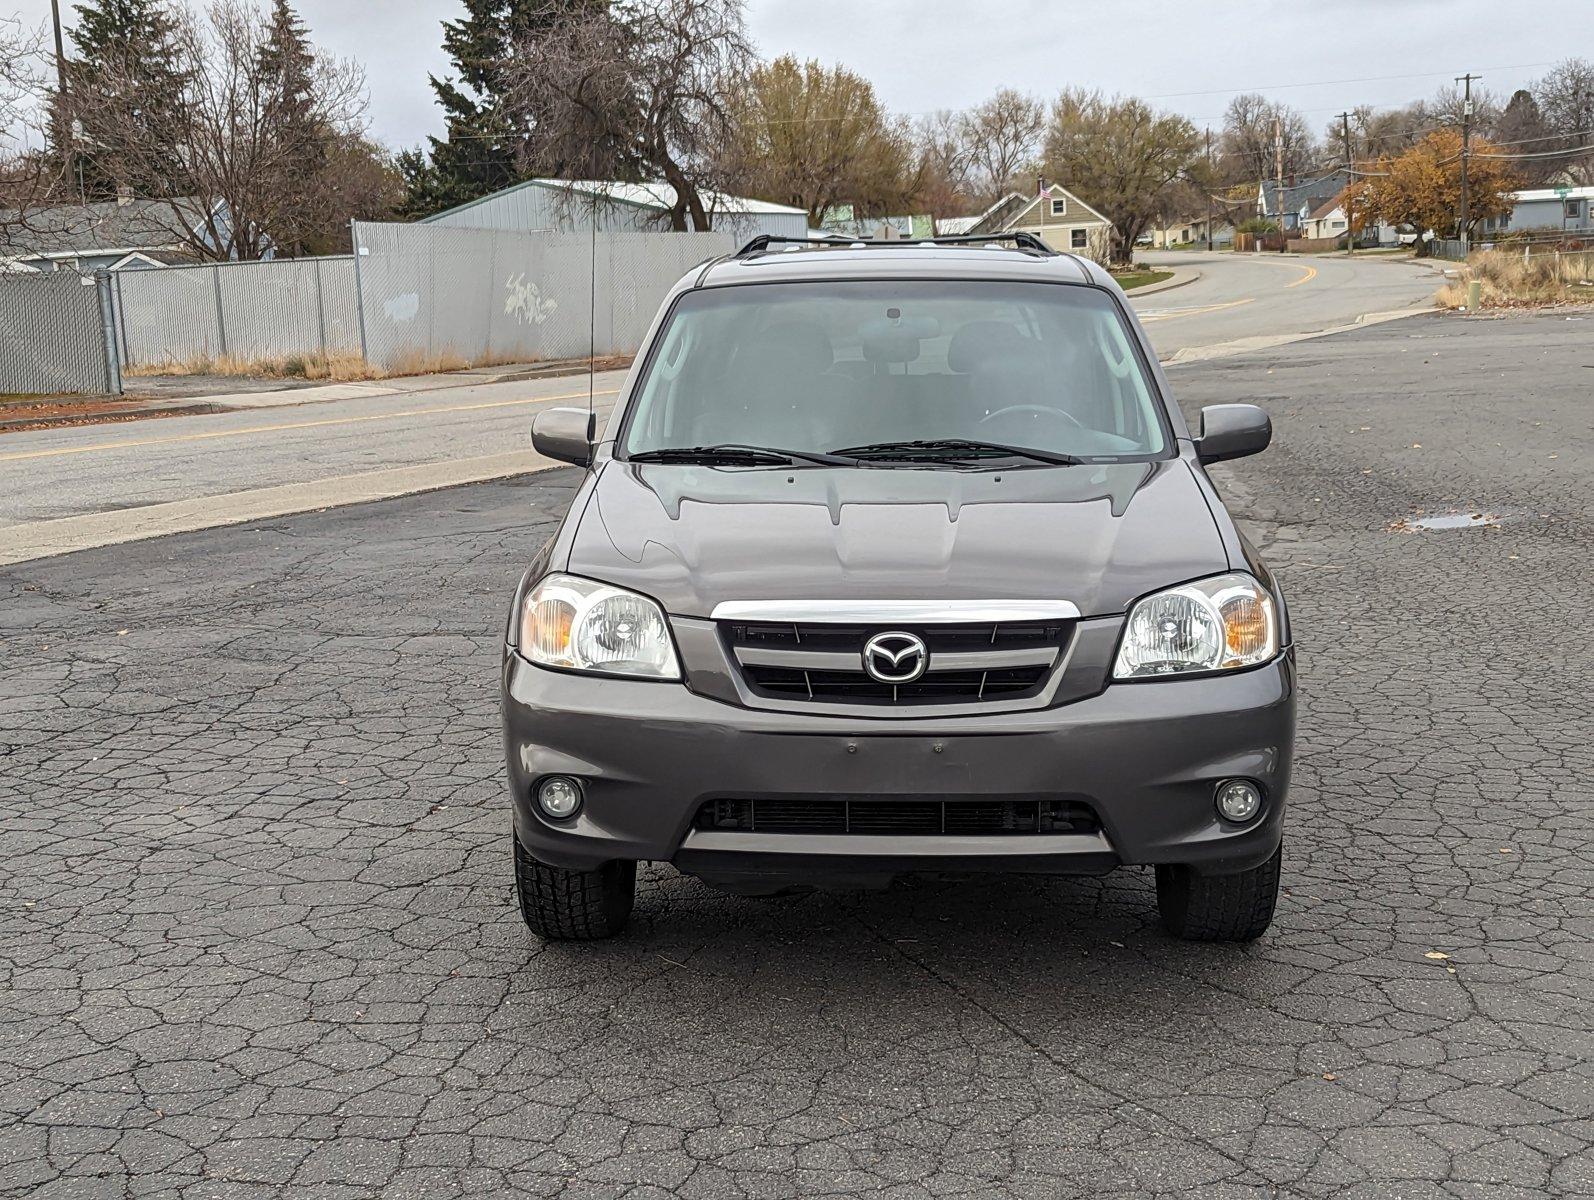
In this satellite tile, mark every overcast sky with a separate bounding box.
[7,0,1580,151]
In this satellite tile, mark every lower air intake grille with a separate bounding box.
[694,798,1098,836]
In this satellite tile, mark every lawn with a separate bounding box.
[1110,269,1174,291]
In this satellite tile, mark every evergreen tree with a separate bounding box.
[258,0,326,252]
[259,0,317,131]
[57,0,191,198]
[402,0,605,217]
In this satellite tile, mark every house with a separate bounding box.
[964,180,1115,261]
[0,195,223,273]
[1258,172,1400,247]
[935,195,1025,237]
[421,178,810,240]
[1150,215,1233,248]
[1258,171,1352,233]
[1301,193,1351,241]
[1481,185,1594,237]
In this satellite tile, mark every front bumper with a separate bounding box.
[503,647,1295,886]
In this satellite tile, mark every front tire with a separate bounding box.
[1156,842,1281,941]
[513,831,635,940]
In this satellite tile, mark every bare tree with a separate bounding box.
[1535,57,1594,185]
[913,109,976,218]
[505,0,751,231]
[1044,89,1200,264]
[726,55,918,226]
[1220,94,1317,185]
[0,17,71,256]
[961,88,1044,205]
[1424,82,1502,136]
[72,0,371,260]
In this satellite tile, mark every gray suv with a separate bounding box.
[503,233,1294,942]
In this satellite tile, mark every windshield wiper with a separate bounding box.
[828,438,1084,466]
[628,444,856,467]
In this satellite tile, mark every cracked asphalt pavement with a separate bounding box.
[2,312,1590,1198]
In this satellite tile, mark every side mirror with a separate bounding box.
[1195,404,1271,465]
[532,406,596,468]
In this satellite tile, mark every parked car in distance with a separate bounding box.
[503,232,1294,942]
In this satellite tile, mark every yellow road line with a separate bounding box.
[1287,264,1318,287]
[0,387,621,463]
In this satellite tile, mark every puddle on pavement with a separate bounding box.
[1391,510,1503,532]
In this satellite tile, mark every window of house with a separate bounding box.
[1071,229,1088,249]
[1568,199,1585,221]
[1050,198,1067,216]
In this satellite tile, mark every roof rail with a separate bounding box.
[734,231,1057,257]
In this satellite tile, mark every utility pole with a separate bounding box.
[1339,112,1356,256]
[50,0,73,202]
[1273,115,1285,228]
[48,0,67,92]
[1205,128,1215,251]
[1457,73,1480,254]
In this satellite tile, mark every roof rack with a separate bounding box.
[734,231,1058,257]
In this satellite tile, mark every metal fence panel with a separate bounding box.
[0,271,117,395]
[352,222,738,372]
[114,256,359,367]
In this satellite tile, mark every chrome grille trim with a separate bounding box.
[710,599,1082,624]
[732,645,1058,672]
[719,615,1073,707]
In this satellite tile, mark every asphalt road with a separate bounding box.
[0,252,1440,562]
[2,312,1589,1198]
[1135,251,1439,362]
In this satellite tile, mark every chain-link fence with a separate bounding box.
[0,271,120,395]
[351,222,738,373]
[111,256,360,369]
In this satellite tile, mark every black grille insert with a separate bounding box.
[694,798,1099,836]
[724,620,1070,705]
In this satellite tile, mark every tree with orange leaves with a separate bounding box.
[1353,130,1522,256]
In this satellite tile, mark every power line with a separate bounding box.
[1471,144,1594,161]
[1139,61,1557,102]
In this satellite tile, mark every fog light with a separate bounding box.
[1215,779,1263,823]
[535,775,583,821]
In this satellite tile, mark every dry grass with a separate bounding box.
[1437,249,1594,309]
[126,350,385,381]
[124,347,557,383]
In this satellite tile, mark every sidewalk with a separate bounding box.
[0,354,630,433]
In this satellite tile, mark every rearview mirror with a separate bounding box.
[532,406,595,468]
[1195,404,1271,465]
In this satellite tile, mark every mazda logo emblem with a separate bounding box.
[862,631,928,684]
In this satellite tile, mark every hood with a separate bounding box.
[565,459,1229,619]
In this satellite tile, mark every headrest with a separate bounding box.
[947,321,1042,373]
[746,320,834,370]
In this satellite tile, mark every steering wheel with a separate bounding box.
[979,404,1085,429]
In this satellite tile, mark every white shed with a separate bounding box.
[421,178,809,241]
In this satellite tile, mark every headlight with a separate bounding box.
[519,574,681,679]
[1113,573,1277,679]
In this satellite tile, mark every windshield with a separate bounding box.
[620,280,1168,463]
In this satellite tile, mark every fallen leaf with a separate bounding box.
[1424,951,1451,960]
[1322,1073,1337,1081]
[115,629,129,637]
[1411,443,1423,449]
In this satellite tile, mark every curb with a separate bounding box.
[1162,304,1438,367]
[1124,268,1201,298]
[0,401,231,434]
